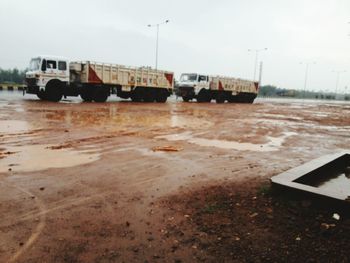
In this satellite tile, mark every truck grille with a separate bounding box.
[26,78,37,86]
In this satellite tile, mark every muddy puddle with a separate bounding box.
[253,113,304,121]
[246,118,350,133]
[156,132,297,152]
[0,144,100,173]
[170,115,211,128]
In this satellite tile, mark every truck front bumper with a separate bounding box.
[178,86,195,98]
[26,85,40,94]
[25,78,40,94]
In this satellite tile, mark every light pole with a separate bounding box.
[300,62,316,99]
[248,48,268,81]
[344,86,348,100]
[148,20,169,70]
[332,70,347,100]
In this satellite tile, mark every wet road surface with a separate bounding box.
[0,92,349,262]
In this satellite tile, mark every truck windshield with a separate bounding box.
[180,74,197,82]
[29,58,41,71]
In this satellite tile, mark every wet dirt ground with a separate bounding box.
[0,92,349,262]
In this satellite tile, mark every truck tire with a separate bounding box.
[182,96,190,102]
[46,80,63,102]
[131,96,142,102]
[197,89,210,103]
[249,96,257,104]
[215,92,226,104]
[93,89,109,103]
[227,95,236,103]
[37,91,47,100]
[143,90,155,102]
[80,89,93,102]
[131,88,143,102]
[246,94,256,104]
[143,94,154,102]
[155,90,168,103]
[205,95,212,102]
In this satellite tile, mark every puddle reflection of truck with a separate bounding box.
[176,73,259,103]
[25,55,174,102]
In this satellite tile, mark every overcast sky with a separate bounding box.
[0,0,349,91]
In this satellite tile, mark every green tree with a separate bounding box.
[0,68,26,84]
[258,85,277,96]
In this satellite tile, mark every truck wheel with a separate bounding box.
[227,95,236,103]
[240,94,249,103]
[143,90,155,102]
[155,91,168,103]
[131,95,142,102]
[182,96,190,102]
[80,90,93,102]
[131,96,142,102]
[215,92,226,104]
[37,91,47,100]
[93,89,109,102]
[131,88,143,102]
[242,96,250,103]
[248,95,257,104]
[205,94,212,102]
[197,90,209,103]
[46,81,63,102]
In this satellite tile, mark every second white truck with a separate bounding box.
[176,73,259,103]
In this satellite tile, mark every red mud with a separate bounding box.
[0,96,349,262]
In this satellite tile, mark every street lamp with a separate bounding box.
[148,20,169,70]
[300,62,316,99]
[332,70,347,100]
[248,48,268,81]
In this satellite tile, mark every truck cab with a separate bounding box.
[177,73,210,102]
[25,55,69,101]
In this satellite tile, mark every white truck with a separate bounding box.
[176,73,259,103]
[25,55,174,102]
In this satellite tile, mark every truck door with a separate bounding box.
[58,60,68,80]
[198,75,209,89]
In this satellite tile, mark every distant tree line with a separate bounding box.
[259,85,350,101]
[0,68,26,84]
[0,69,349,100]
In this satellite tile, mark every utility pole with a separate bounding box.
[148,20,169,70]
[344,86,348,100]
[300,62,316,99]
[332,70,346,100]
[248,48,268,81]
[258,61,263,86]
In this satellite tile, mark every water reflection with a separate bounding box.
[0,144,99,173]
[315,173,350,196]
[0,120,29,133]
[156,132,297,152]
[20,100,213,131]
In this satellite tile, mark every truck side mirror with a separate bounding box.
[41,59,46,72]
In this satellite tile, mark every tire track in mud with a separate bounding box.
[1,181,47,263]
[0,141,119,262]
[0,180,118,228]
[1,182,119,262]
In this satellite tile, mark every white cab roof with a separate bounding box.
[35,55,69,61]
